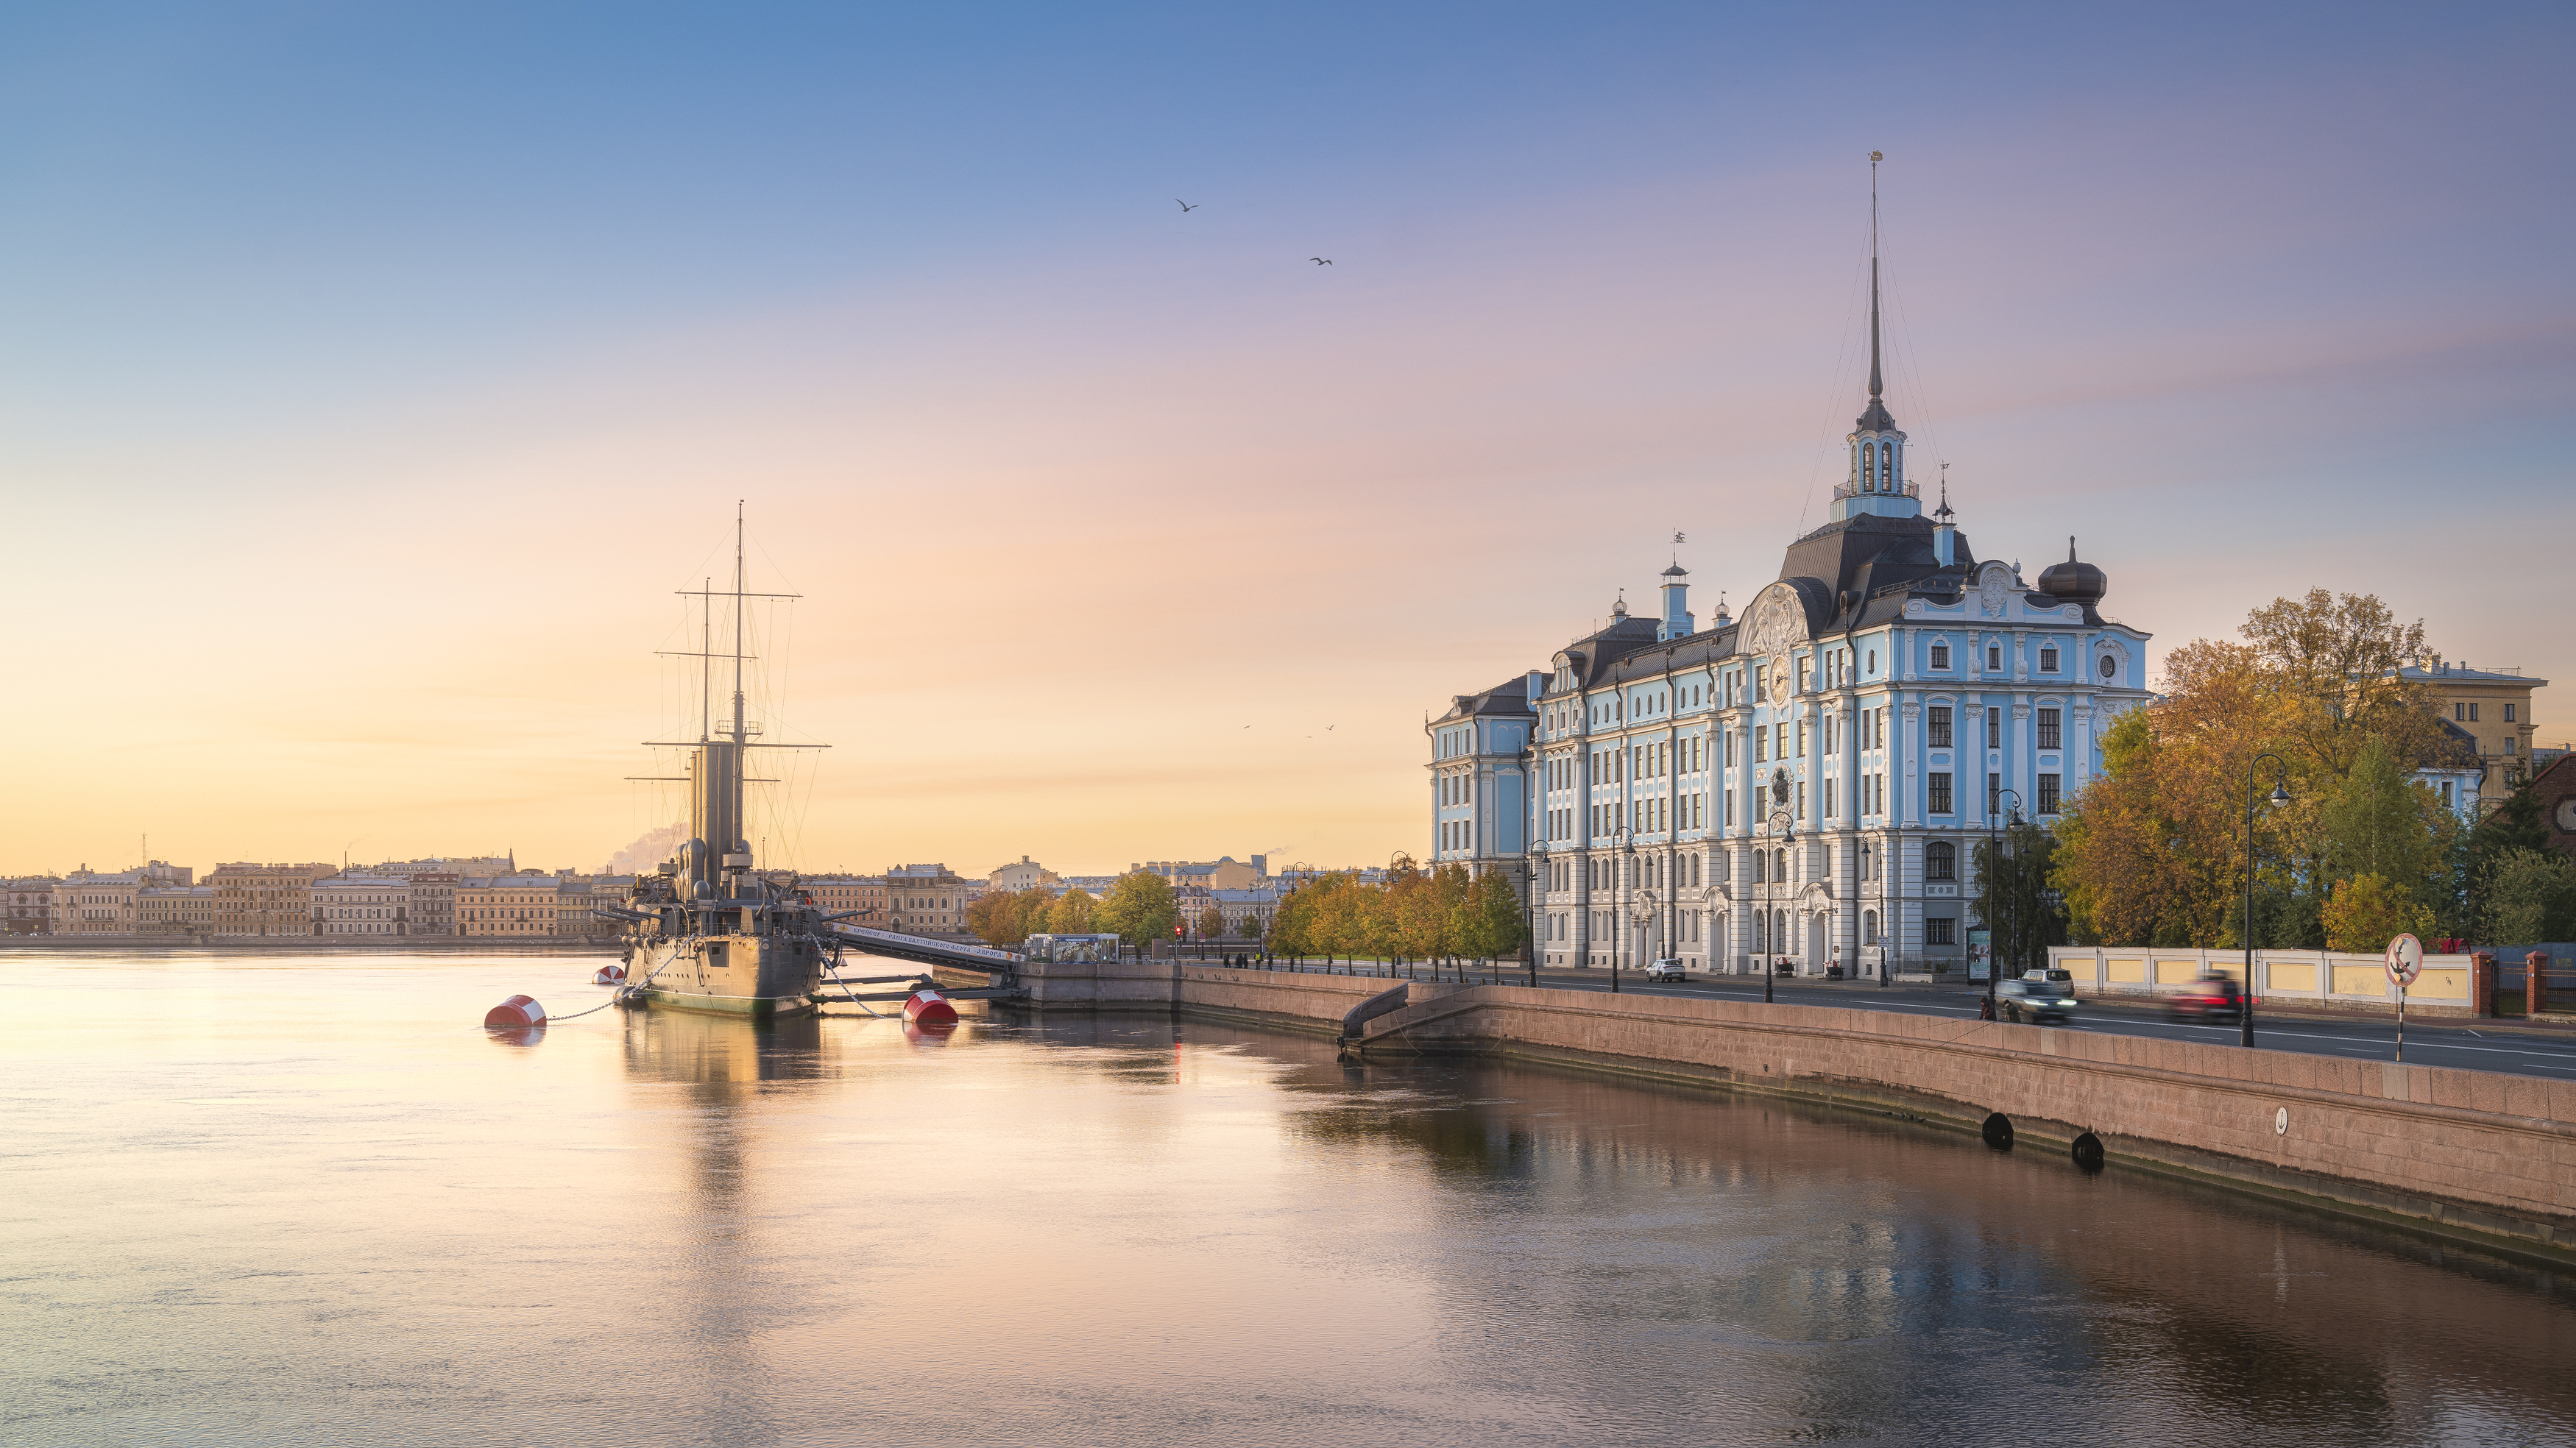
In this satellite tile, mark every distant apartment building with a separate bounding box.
[403,873,459,936]
[885,864,970,935]
[457,874,563,939]
[139,885,218,934]
[311,875,411,937]
[1208,887,1276,937]
[57,870,146,934]
[211,863,339,937]
[1132,856,1268,891]
[803,875,888,921]
[2406,659,2550,799]
[988,857,1062,892]
[556,876,634,938]
[7,879,57,934]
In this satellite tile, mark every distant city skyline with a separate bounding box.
[6,2,2569,876]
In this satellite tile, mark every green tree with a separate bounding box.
[1451,869,1526,962]
[2320,739,2443,896]
[1975,817,2065,976]
[1044,887,1097,935]
[1193,904,1225,940]
[2480,849,2576,946]
[1095,870,1180,946]
[2321,873,2434,953]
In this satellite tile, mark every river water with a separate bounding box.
[8,949,2576,1447]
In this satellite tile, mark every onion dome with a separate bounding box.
[2037,536,2106,606]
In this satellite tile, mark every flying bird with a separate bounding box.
[1310,258,1332,266]
[1177,199,1198,212]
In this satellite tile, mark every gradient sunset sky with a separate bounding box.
[5,2,2570,879]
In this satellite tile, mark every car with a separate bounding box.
[1644,958,1688,981]
[2166,976,2244,1021]
[1997,978,2077,1024]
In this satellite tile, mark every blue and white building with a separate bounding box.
[1428,261,2154,977]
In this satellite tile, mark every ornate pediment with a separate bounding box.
[1743,583,1809,660]
[1974,561,2017,619]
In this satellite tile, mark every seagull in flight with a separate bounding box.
[1176,199,1198,212]
[1310,257,1332,266]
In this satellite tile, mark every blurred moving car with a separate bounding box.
[1644,958,1688,982]
[2167,976,2245,1021]
[1998,978,2077,1023]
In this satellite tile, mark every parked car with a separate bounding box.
[1644,958,1688,982]
[2167,976,2244,1021]
[1998,978,2077,1023]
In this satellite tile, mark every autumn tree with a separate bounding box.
[1095,870,1180,946]
[1193,904,1225,940]
[1044,887,1098,935]
[969,886,1056,948]
[2241,589,2441,782]
[2320,873,2434,954]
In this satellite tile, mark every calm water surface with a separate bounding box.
[8,950,2576,1447]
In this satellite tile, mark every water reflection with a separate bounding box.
[11,953,2576,1448]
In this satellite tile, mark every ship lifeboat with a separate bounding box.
[484,994,547,1029]
[592,963,629,984]
[902,989,959,1026]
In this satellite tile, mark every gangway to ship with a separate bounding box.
[821,923,1022,981]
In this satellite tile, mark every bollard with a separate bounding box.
[2473,951,2496,1018]
[2532,951,2552,1018]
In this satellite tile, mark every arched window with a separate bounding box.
[1752,851,1765,884]
[1775,848,1788,881]
[1927,841,1957,882]
[1864,909,1879,945]
[1878,441,1892,486]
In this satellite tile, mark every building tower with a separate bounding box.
[1834,151,1919,524]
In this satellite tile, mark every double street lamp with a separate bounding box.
[2242,753,2292,1048]
[1763,799,1794,1005]
[1984,786,2023,1018]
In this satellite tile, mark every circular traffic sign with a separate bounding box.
[2385,932,2424,988]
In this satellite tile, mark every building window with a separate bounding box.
[2469,703,2480,722]
[1989,772,2002,814]
[2039,646,2059,672]
[1987,645,2002,672]
[1929,773,1953,815]
[1929,706,1953,748]
[1927,841,1956,881]
[2038,773,2061,814]
[2037,708,2061,750]
[1926,918,1957,945]
[2441,781,2455,808]
[1931,643,1950,670]
[1986,709,2000,749]
[2506,703,2517,722]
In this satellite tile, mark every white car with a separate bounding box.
[1644,958,1688,982]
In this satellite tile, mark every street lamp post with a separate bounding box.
[1613,825,1632,993]
[2242,753,2292,1048]
[1984,786,2023,1018]
[1763,801,1794,1004]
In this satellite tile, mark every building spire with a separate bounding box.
[1868,149,1883,404]
[1855,152,1895,435]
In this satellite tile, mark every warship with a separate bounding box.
[598,508,1017,1019]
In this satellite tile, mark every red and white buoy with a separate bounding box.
[592,963,628,984]
[484,994,547,1029]
[902,989,959,1026]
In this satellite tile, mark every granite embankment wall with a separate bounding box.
[1010,957,2576,1263]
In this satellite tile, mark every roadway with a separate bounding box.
[1406,965,2576,1081]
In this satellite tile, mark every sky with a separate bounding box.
[4,1,2571,880]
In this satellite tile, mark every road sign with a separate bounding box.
[2385,933,2424,988]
